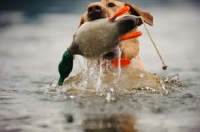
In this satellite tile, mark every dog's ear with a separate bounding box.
[124,3,153,26]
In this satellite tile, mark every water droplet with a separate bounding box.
[105,92,111,102]
[151,88,156,92]
[110,88,114,93]
[145,87,149,90]
[70,95,75,99]
[140,73,144,78]
[111,97,115,101]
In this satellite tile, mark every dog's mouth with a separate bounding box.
[87,13,106,21]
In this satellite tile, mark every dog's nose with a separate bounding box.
[87,4,102,14]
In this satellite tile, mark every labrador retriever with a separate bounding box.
[77,0,153,70]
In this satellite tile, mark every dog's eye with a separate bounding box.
[107,2,115,7]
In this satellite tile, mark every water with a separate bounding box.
[0,2,200,132]
[97,56,103,91]
[117,46,121,81]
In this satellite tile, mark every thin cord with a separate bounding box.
[138,16,168,70]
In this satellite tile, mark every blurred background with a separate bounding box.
[0,0,200,14]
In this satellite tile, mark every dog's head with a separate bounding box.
[78,0,153,28]
[76,0,153,61]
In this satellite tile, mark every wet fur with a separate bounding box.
[77,0,153,70]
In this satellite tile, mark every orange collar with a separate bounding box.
[111,58,131,67]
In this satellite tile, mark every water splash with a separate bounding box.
[96,56,103,91]
[116,46,122,81]
[74,55,82,69]
[40,56,181,97]
[40,71,182,97]
[161,74,182,91]
[160,79,168,94]
[59,62,182,96]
